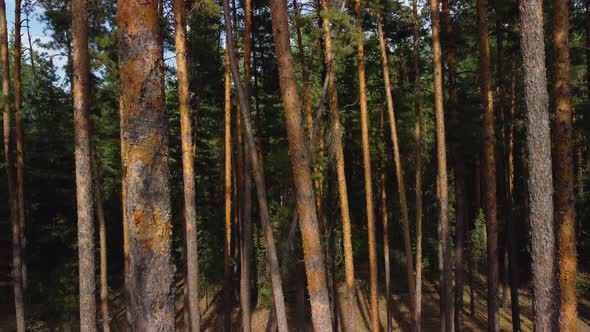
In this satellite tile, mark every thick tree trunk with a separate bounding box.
[518,0,559,329]
[429,0,452,329]
[376,12,417,330]
[354,1,379,330]
[507,53,520,332]
[476,0,499,329]
[320,1,356,330]
[2,1,25,327]
[91,147,110,332]
[117,1,175,329]
[241,0,253,329]
[72,1,97,330]
[14,0,27,292]
[222,1,291,330]
[552,0,577,328]
[173,2,200,330]
[412,0,423,327]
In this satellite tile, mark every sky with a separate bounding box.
[6,0,68,83]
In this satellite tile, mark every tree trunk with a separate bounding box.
[376,12,417,330]
[354,1,379,330]
[14,0,27,292]
[552,0,577,328]
[173,1,201,330]
[117,1,175,329]
[222,1,291,330]
[518,0,559,329]
[72,0,97,330]
[507,53,521,332]
[379,106,392,332]
[1,1,25,329]
[91,147,110,332]
[320,1,356,329]
[223,45,233,332]
[476,0,499,328]
[441,0,465,328]
[241,0,253,329]
[257,0,334,328]
[412,0,423,326]
[429,0,452,329]
[293,0,313,140]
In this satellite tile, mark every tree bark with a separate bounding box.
[174,1,201,330]
[222,1,291,330]
[72,0,97,330]
[518,0,559,329]
[376,12,417,330]
[412,0,423,327]
[476,0,499,328]
[320,1,356,329]
[429,0,452,329]
[223,45,233,332]
[90,147,110,332]
[354,1,379,330]
[552,0,577,328]
[117,1,175,329]
[14,0,27,292]
[379,106,392,332]
[1,1,25,329]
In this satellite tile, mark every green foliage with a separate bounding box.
[469,209,487,269]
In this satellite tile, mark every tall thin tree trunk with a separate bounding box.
[91,146,110,332]
[117,1,175,329]
[174,1,200,330]
[222,2,291,330]
[320,0,356,329]
[354,1,379,330]
[428,0,452,329]
[241,0,253,329]
[252,0,334,328]
[376,12,417,330]
[476,0,499,328]
[379,106,392,332]
[293,0,313,140]
[441,0,465,328]
[14,0,27,292]
[552,0,577,328]
[72,0,97,330]
[507,53,521,332]
[518,0,559,329]
[1,1,25,329]
[412,0,423,326]
[223,44,233,332]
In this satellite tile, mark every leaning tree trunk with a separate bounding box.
[320,0,356,329]
[14,0,27,292]
[376,12,417,330]
[1,1,25,329]
[476,0,499,328]
[72,0,97,330]
[428,0,452,329]
[412,0,423,326]
[223,1,291,330]
[552,0,577,328]
[518,0,559,330]
[117,1,175,329]
[355,1,379,330]
[260,0,334,329]
[173,1,201,330]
